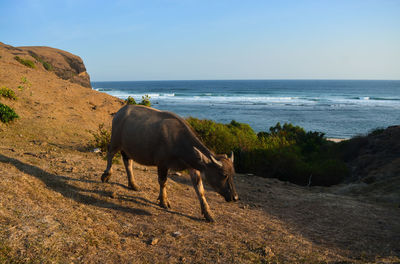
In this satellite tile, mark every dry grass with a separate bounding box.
[0,42,399,263]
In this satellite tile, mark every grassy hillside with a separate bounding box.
[1,42,399,263]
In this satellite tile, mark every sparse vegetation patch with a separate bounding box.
[42,61,53,71]
[14,56,35,68]
[29,52,53,71]
[18,76,31,91]
[89,123,111,153]
[0,86,17,100]
[89,123,120,162]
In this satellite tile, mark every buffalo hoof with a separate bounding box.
[157,197,171,209]
[203,212,215,223]
[128,183,140,191]
[101,172,111,183]
[159,200,171,209]
[201,207,215,222]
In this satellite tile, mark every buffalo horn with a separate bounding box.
[210,155,223,168]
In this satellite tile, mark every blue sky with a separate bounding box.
[1,0,399,81]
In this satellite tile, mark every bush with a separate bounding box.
[369,127,385,137]
[14,56,35,68]
[140,95,151,107]
[89,123,111,153]
[89,123,120,163]
[42,61,53,71]
[29,52,53,71]
[0,86,17,100]
[126,96,137,105]
[188,118,348,186]
[187,118,258,154]
[0,103,19,123]
[125,95,151,107]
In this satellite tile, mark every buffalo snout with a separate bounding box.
[224,191,239,202]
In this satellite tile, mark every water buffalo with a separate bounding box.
[101,105,238,222]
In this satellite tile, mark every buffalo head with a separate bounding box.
[194,148,239,202]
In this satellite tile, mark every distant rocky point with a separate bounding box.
[0,42,91,88]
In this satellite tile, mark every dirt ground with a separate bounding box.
[1,43,399,263]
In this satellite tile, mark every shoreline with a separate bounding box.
[91,79,400,139]
[327,138,349,143]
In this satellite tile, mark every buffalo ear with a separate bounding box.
[210,155,223,168]
[229,151,234,163]
[193,147,210,165]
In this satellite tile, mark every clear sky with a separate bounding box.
[1,0,399,81]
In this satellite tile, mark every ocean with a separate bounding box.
[91,80,400,138]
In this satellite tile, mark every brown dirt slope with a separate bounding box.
[1,43,399,263]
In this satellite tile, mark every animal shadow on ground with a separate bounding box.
[168,171,215,193]
[0,153,150,216]
[116,194,203,222]
[107,172,206,222]
[168,172,192,186]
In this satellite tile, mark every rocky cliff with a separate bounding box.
[0,42,91,88]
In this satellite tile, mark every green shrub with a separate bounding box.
[126,96,137,105]
[188,118,348,186]
[89,123,120,163]
[42,61,53,71]
[187,118,258,154]
[89,123,111,153]
[125,95,151,107]
[309,159,349,186]
[369,127,385,137]
[140,95,151,107]
[0,86,17,100]
[29,52,53,71]
[0,103,19,123]
[14,56,35,68]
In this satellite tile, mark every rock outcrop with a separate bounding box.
[19,46,91,88]
[0,42,91,88]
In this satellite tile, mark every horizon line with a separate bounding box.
[91,78,400,82]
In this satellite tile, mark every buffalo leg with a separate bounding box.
[157,166,171,208]
[101,144,119,183]
[190,169,215,222]
[121,151,140,191]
